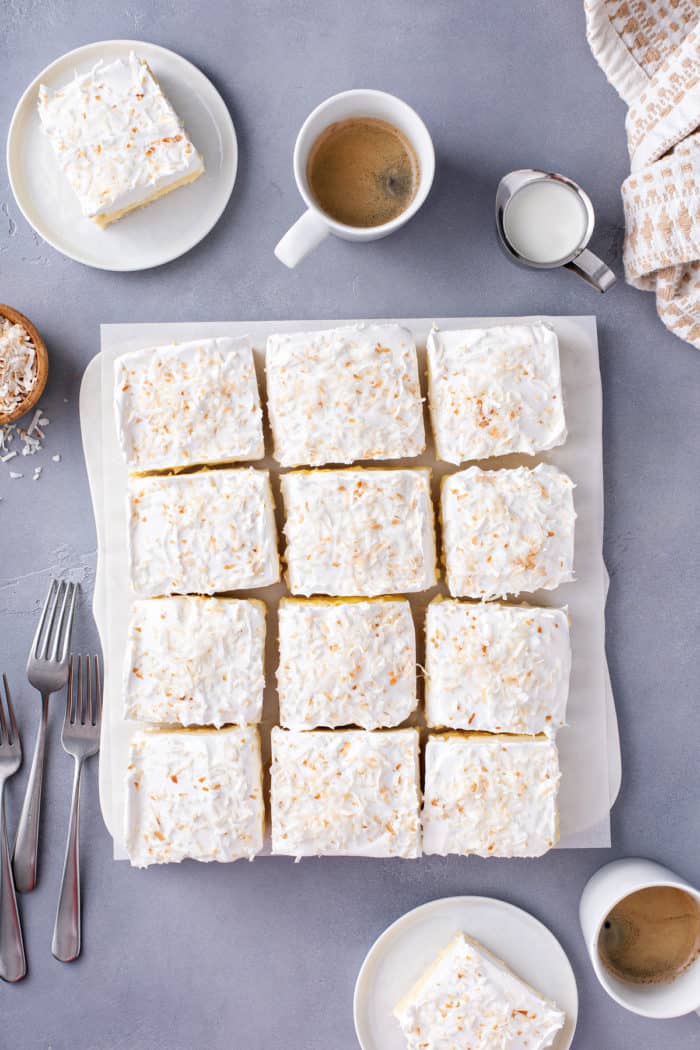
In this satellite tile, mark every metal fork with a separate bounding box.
[13,579,78,892]
[0,676,26,982]
[52,655,101,963]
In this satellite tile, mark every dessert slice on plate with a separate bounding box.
[277,597,416,730]
[281,467,437,596]
[427,322,566,464]
[38,51,204,227]
[393,930,565,1050]
[425,599,570,734]
[114,337,263,472]
[124,596,266,727]
[422,733,561,858]
[266,323,425,467]
[270,728,421,858]
[127,467,279,596]
[125,726,264,866]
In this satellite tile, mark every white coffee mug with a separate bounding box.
[580,857,700,1019]
[274,89,435,268]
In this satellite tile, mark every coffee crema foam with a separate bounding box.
[599,886,700,985]
[307,117,419,228]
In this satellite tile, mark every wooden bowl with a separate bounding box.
[0,304,48,425]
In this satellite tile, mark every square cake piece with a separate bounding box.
[270,728,421,858]
[114,337,264,472]
[266,324,425,466]
[38,52,204,227]
[281,468,437,596]
[125,726,264,866]
[422,734,560,858]
[277,597,416,730]
[393,931,565,1050]
[425,599,570,733]
[441,463,575,599]
[127,468,279,597]
[124,596,266,727]
[427,322,566,464]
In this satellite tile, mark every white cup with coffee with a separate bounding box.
[274,89,435,268]
[580,857,700,1019]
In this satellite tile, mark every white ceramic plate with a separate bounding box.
[6,40,237,271]
[354,896,578,1050]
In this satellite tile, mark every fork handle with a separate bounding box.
[52,756,83,963]
[0,785,26,982]
[13,692,49,893]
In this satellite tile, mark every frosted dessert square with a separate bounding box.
[427,322,566,464]
[38,52,204,227]
[277,597,416,730]
[127,468,279,597]
[124,596,266,727]
[422,733,560,858]
[266,323,425,466]
[393,931,565,1050]
[270,728,421,858]
[280,468,437,596]
[425,599,570,733]
[125,726,264,866]
[114,337,263,472]
[441,463,575,599]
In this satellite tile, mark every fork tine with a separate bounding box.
[76,655,84,724]
[94,655,102,726]
[41,580,65,660]
[49,582,74,663]
[59,583,78,664]
[2,674,17,746]
[86,655,93,725]
[31,578,58,660]
[0,679,7,745]
[66,657,75,724]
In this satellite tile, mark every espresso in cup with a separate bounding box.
[598,886,700,986]
[307,117,420,228]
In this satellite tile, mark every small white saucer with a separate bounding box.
[6,40,237,271]
[354,895,578,1050]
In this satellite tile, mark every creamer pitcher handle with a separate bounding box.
[565,248,616,292]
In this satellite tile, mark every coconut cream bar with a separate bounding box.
[127,468,279,597]
[115,337,264,472]
[38,52,204,227]
[277,597,416,730]
[266,324,425,466]
[427,322,566,464]
[125,726,264,866]
[270,728,421,858]
[441,463,575,599]
[393,931,565,1050]
[425,600,570,733]
[422,733,560,858]
[124,597,266,727]
[280,468,437,596]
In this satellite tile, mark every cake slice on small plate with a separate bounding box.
[393,930,565,1050]
[38,51,204,227]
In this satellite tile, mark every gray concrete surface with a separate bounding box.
[1,2,699,1048]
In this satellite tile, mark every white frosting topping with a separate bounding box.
[422,734,560,858]
[114,337,263,472]
[394,932,565,1050]
[127,468,279,597]
[38,52,203,220]
[425,600,570,734]
[270,728,421,858]
[124,597,266,727]
[0,320,36,415]
[125,727,264,866]
[441,463,575,599]
[266,324,425,466]
[427,323,566,464]
[281,468,437,596]
[277,598,416,730]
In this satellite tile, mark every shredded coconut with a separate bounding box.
[0,319,37,416]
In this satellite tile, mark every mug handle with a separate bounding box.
[565,248,616,293]
[275,209,329,268]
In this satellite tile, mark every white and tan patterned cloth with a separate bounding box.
[585,0,700,348]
